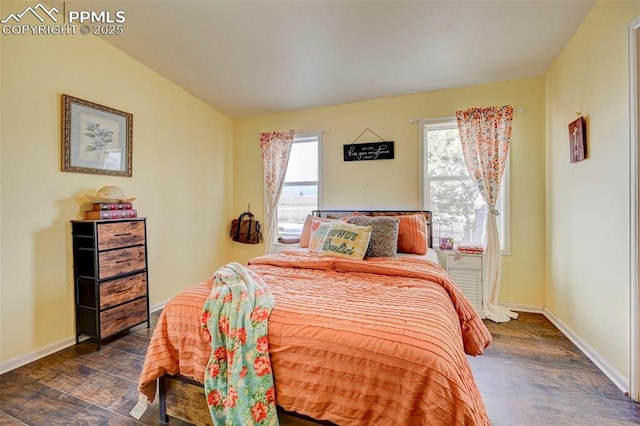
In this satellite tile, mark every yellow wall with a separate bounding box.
[4,0,637,393]
[233,77,547,308]
[545,0,640,379]
[0,18,234,363]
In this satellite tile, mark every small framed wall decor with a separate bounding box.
[62,94,133,177]
[439,236,454,251]
[568,116,587,163]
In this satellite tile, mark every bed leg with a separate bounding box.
[159,375,169,424]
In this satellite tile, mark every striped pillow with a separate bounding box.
[397,213,428,255]
[299,215,317,248]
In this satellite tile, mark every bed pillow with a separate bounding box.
[317,222,372,260]
[300,214,358,248]
[397,213,428,255]
[348,215,400,257]
[325,211,369,220]
[300,215,327,248]
[308,222,332,252]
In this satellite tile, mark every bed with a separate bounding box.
[138,210,492,425]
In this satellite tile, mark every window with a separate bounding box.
[277,134,322,238]
[420,120,509,253]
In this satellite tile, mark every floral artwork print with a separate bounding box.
[83,122,114,160]
[259,130,295,253]
[201,262,278,425]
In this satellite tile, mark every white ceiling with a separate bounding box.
[85,0,595,118]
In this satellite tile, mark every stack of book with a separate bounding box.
[85,202,138,220]
[456,242,484,255]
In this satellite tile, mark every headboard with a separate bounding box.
[311,210,433,249]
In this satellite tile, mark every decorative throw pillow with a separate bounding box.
[396,213,428,255]
[302,214,362,248]
[317,222,372,260]
[299,215,314,248]
[309,222,332,252]
[326,211,368,220]
[300,215,328,248]
[348,216,400,257]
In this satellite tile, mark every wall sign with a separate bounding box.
[343,141,395,161]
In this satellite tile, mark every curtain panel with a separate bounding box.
[456,105,517,323]
[259,130,295,254]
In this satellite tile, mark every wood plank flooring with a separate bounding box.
[0,311,639,425]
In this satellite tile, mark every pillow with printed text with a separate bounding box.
[317,222,372,260]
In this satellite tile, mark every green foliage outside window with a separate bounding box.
[427,128,484,242]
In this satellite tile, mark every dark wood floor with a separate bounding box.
[1,312,639,425]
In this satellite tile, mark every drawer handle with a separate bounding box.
[114,232,132,237]
[116,258,132,264]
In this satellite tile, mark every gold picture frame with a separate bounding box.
[62,94,133,177]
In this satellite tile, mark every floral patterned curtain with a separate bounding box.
[456,105,517,323]
[259,130,295,253]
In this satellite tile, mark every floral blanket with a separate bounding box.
[201,262,278,426]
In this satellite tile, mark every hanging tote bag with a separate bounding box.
[230,212,263,244]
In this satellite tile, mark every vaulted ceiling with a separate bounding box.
[83,0,595,118]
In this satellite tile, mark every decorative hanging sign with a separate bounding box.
[343,128,394,162]
[343,141,394,161]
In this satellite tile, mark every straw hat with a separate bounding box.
[87,186,136,203]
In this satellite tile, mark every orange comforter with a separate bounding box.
[139,251,491,425]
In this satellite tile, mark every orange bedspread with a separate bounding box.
[139,251,491,425]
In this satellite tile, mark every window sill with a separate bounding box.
[272,242,300,253]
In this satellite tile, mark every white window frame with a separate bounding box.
[277,132,323,238]
[419,118,510,254]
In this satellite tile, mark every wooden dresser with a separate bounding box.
[71,218,149,347]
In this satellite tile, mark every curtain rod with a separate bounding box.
[409,107,525,124]
[256,129,331,137]
[410,115,455,124]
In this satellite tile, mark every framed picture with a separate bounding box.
[439,236,454,251]
[568,116,587,163]
[62,94,132,177]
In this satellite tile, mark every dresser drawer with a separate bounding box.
[72,218,150,347]
[98,245,146,279]
[100,273,147,310]
[446,254,482,270]
[97,221,145,251]
[100,297,148,338]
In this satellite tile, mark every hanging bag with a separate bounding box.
[230,212,263,244]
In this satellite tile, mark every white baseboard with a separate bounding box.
[502,302,544,314]
[497,303,628,395]
[542,306,629,395]
[0,299,170,375]
[0,336,78,375]
[150,299,168,313]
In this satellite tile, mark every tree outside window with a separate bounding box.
[422,123,507,250]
